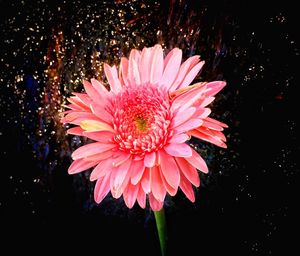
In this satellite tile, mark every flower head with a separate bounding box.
[62,44,227,211]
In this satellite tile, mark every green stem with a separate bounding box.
[154,208,167,256]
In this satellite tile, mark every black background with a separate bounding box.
[0,0,298,254]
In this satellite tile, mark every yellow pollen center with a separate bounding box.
[134,116,148,133]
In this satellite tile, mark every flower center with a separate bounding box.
[109,84,172,155]
[134,115,148,133]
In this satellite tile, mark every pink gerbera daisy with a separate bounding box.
[62,44,227,211]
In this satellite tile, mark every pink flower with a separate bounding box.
[62,44,227,211]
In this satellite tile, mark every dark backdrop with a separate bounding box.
[0,0,298,254]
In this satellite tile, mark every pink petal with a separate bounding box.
[168,133,190,144]
[83,130,114,143]
[141,167,151,193]
[111,164,133,199]
[67,97,90,111]
[62,103,80,111]
[150,166,166,202]
[119,57,129,87]
[128,49,141,86]
[131,160,146,185]
[169,55,200,91]
[71,93,92,106]
[177,61,205,89]
[137,185,146,209]
[67,127,84,136]
[159,150,180,189]
[197,126,227,142]
[80,120,115,133]
[68,158,99,174]
[133,155,143,161]
[202,119,224,131]
[90,78,109,96]
[172,107,196,128]
[179,173,196,202]
[149,193,164,211]
[175,157,200,186]
[62,112,99,125]
[190,128,227,148]
[209,129,227,142]
[155,151,161,165]
[163,47,177,68]
[161,48,182,89]
[90,102,113,124]
[111,157,132,191]
[193,107,211,119]
[169,82,205,99]
[83,80,101,102]
[71,142,116,160]
[129,48,141,64]
[84,150,113,161]
[160,167,177,196]
[90,158,113,181]
[104,63,122,93]
[111,152,131,167]
[123,182,139,209]
[185,148,209,174]
[164,143,192,157]
[144,151,156,168]
[197,96,215,108]
[205,117,228,128]
[94,174,111,203]
[171,84,207,111]
[69,93,92,106]
[205,81,226,96]
[140,47,152,84]
[128,57,141,86]
[174,118,203,134]
[150,45,164,85]
[62,109,72,114]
